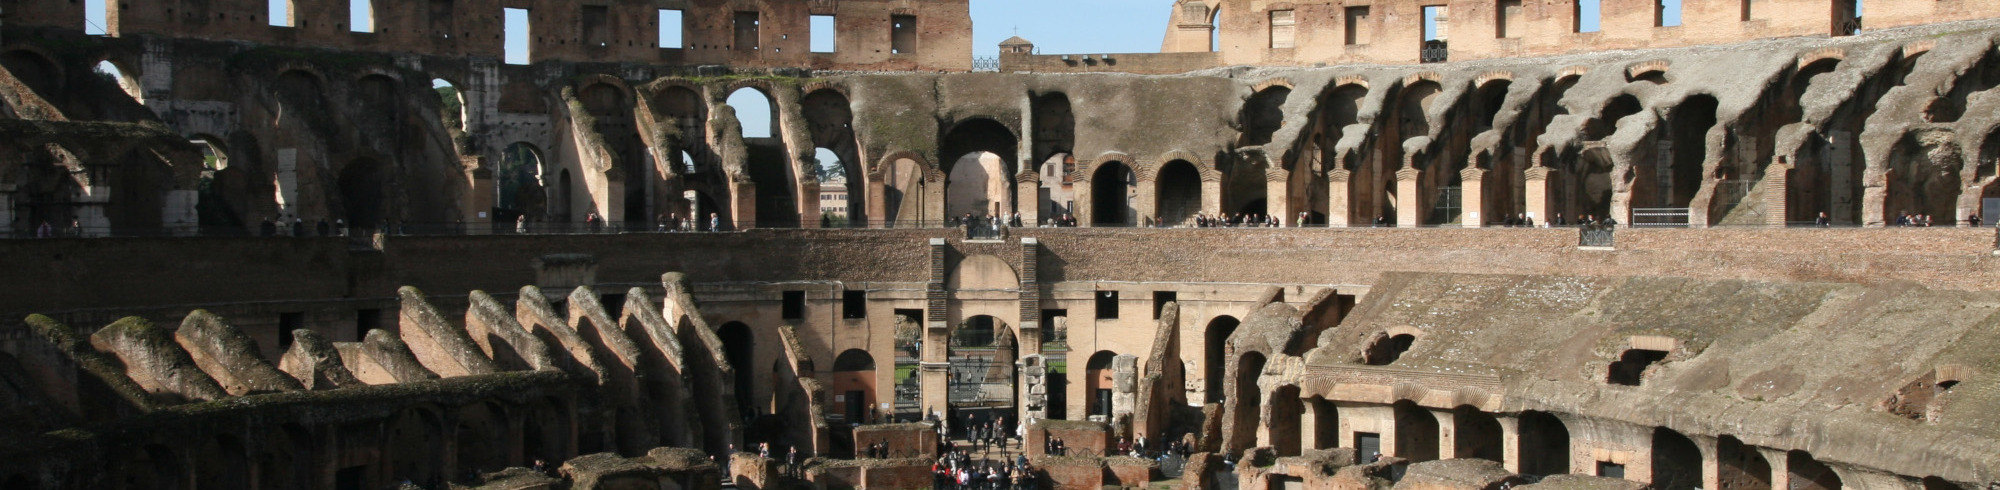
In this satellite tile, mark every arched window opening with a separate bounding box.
[1361,333,1415,365]
[831,349,877,424]
[941,119,1019,220]
[1087,350,1120,419]
[1518,411,1571,476]
[1718,435,1772,490]
[496,143,545,228]
[432,79,466,131]
[1789,450,1843,490]
[1240,86,1291,146]
[718,322,757,418]
[1393,401,1440,461]
[1204,316,1240,403]
[1091,161,1135,226]
[727,88,775,139]
[1157,160,1203,226]
[1653,428,1703,490]
[95,61,142,101]
[1607,348,1668,386]
[1454,406,1504,462]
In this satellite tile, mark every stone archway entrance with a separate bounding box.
[947,315,1016,437]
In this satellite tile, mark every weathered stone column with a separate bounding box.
[465,159,494,235]
[924,172,946,227]
[1693,435,1722,490]
[1136,174,1159,226]
[1759,447,1792,490]
[1431,408,1460,459]
[1524,166,1551,224]
[1202,176,1224,218]
[1460,167,1486,227]
[1498,415,1522,474]
[1329,170,1351,227]
[1396,167,1420,228]
[1301,400,1328,450]
[164,189,199,236]
[1075,171,1095,227]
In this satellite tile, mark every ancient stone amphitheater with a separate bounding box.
[2,0,1998,488]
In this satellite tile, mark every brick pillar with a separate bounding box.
[1395,167,1420,228]
[868,180,888,229]
[920,238,950,423]
[1136,175,1158,226]
[1460,167,1486,228]
[1766,162,1791,227]
[464,157,492,234]
[1524,166,1551,225]
[924,174,947,227]
[730,180,756,230]
[1266,170,1290,226]
[1202,178,1223,218]
[1018,238,1043,422]
[1328,170,1351,227]
[1017,173,1040,228]
[1075,172,1095,227]
[799,181,822,229]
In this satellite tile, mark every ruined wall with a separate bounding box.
[1152,0,2000,68]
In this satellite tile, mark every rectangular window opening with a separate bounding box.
[354,308,381,341]
[1152,291,1178,320]
[1344,7,1371,45]
[580,5,610,47]
[278,312,304,350]
[1095,291,1120,320]
[350,0,374,33]
[890,15,918,54]
[894,308,924,325]
[659,9,684,49]
[85,0,107,35]
[1657,0,1682,27]
[1268,10,1296,49]
[1422,6,1447,41]
[601,292,626,319]
[1497,0,1522,38]
[735,11,761,51]
[842,290,867,319]
[270,0,294,27]
[504,8,531,65]
[782,290,806,319]
[811,15,837,53]
[1576,0,1602,33]
[1597,461,1626,479]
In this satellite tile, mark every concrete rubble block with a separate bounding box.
[568,285,647,390]
[336,329,439,384]
[87,316,228,403]
[517,285,611,385]
[558,450,723,490]
[174,309,303,395]
[277,328,363,390]
[1396,459,1524,490]
[465,289,557,372]
[396,286,499,377]
[23,314,159,412]
[1514,474,1650,490]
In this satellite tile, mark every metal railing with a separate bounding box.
[1579,225,1615,248]
[1631,208,1691,228]
[1420,40,1449,63]
[972,56,1001,72]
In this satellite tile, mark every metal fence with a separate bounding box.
[1579,225,1615,248]
[972,56,1001,72]
[1631,208,1691,228]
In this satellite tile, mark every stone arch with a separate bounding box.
[1392,400,1439,462]
[1637,94,1717,211]
[1155,159,1204,226]
[1396,80,1444,140]
[1789,450,1843,490]
[1267,384,1304,456]
[496,142,547,225]
[1652,427,1702,490]
[830,349,876,422]
[93,58,143,102]
[0,48,63,100]
[804,88,865,223]
[195,434,252,488]
[949,316,1016,425]
[1717,435,1771,490]
[1032,92,1076,169]
[1454,405,1503,462]
[455,401,511,477]
[1240,85,1292,146]
[876,150,938,226]
[1084,350,1120,419]
[1517,410,1571,476]
[1203,315,1240,403]
[1360,329,1418,365]
[522,396,573,465]
[353,74,402,136]
[941,118,1019,219]
[725,84,779,138]
[430,77,469,133]
[948,254,1020,291]
[385,406,446,486]
[1088,157,1136,226]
